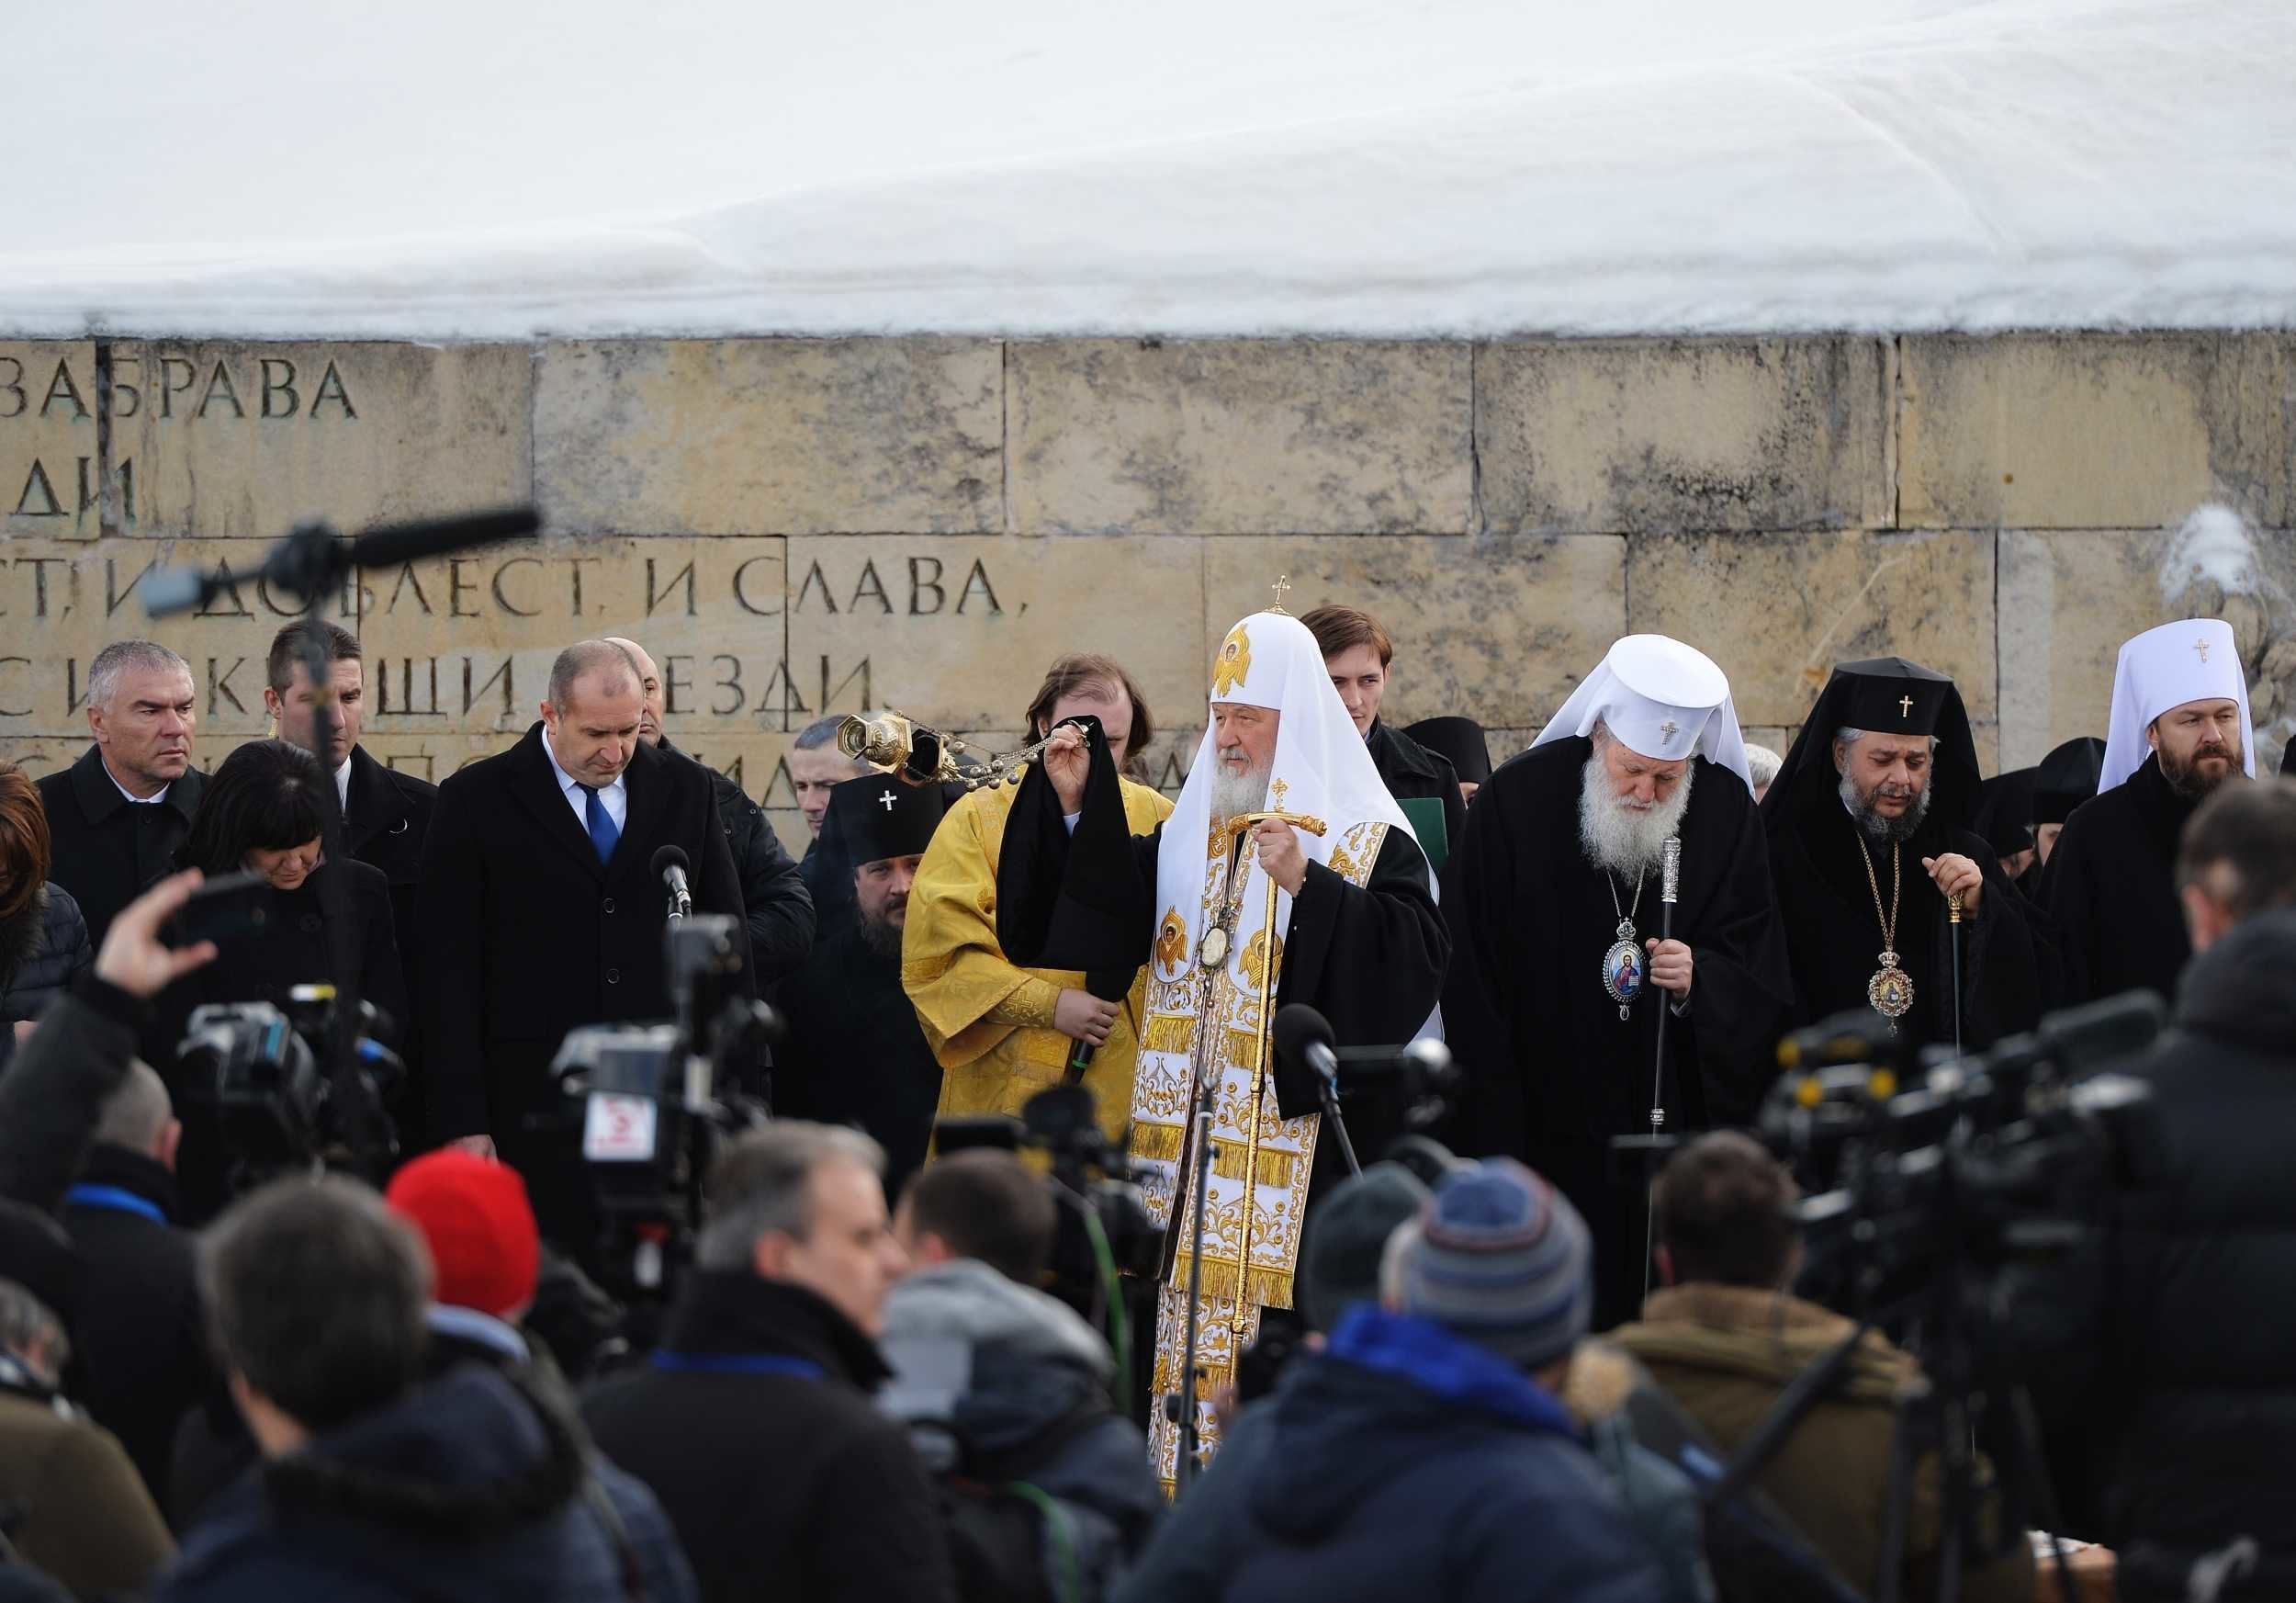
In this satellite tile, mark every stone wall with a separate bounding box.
[5,333,2290,854]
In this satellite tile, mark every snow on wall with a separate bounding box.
[6,0,2293,340]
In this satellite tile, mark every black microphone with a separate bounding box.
[347,508,542,570]
[1064,967,1138,1084]
[650,844,692,921]
[1273,1003,1340,1086]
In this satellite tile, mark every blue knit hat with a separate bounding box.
[1399,1158,1592,1369]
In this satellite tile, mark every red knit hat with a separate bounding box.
[384,1151,541,1319]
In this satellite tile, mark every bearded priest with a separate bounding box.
[1762,659,2048,1056]
[1442,635,1793,1326]
[2040,617,2256,1005]
[996,605,1446,1485]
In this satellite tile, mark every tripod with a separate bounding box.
[1705,1214,2079,1603]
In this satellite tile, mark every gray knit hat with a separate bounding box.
[1398,1157,1592,1369]
[1300,1162,1431,1334]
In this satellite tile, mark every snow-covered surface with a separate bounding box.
[7,0,2293,340]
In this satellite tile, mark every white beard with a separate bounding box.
[1209,758,1271,824]
[1579,755,1694,878]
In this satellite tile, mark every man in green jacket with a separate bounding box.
[1614,1132,2034,1603]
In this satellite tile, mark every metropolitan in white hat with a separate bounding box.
[2097,617,2255,796]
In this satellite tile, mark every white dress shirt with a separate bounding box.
[544,731,628,832]
[104,760,168,807]
[334,757,353,812]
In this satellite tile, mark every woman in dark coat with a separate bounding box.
[155,740,405,1220]
[0,762,95,1071]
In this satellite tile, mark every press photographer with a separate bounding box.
[879,1148,1161,1603]
[1616,1132,2035,1603]
[2013,777,2296,1601]
[934,1085,1162,1366]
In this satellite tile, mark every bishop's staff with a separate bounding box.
[1173,806,1326,1496]
[1641,836,1681,1309]
[1948,892,1964,1057]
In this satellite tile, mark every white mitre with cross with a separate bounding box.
[2098,616,2257,793]
[1531,634,1753,787]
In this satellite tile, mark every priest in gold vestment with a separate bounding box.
[904,654,1176,1144]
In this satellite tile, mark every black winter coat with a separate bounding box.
[660,739,813,990]
[0,975,144,1216]
[2022,908,2296,1600]
[416,728,751,1252]
[0,973,154,1371]
[340,744,437,1022]
[35,746,205,953]
[582,1273,957,1603]
[61,1143,208,1511]
[0,885,92,1072]
[152,1365,695,1603]
[1365,719,1468,872]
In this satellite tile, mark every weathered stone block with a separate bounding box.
[1200,535,1625,729]
[783,535,1208,737]
[1478,338,1896,534]
[351,536,792,740]
[1624,529,1998,730]
[108,342,531,539]
[535,340,1001,536]
[2,343,103,539]
[1996,525,2296,767]
[1900,334,2295,531]
[1009,341,1471,535]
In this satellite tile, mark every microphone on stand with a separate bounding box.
[1273,1004,1361,1177]
[651,844,693,922]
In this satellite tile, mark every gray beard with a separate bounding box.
[1209,760,1271,824]
[1578,756,1694,879]
[1839,770,1931,843]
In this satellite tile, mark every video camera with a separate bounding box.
[554,912,778,1300]
[1761,990,2165,1315]
[939,1087,1163,1343]
[174,987,405,1191]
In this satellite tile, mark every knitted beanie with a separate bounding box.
[1300,1162,1431,1333]
[1399,1157,1592,1369]
[385,1150,541,1320]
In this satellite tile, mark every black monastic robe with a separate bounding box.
[1441,739,1794,1326]
[2038,752,2198,1007]
[771,923,945,1201]
[1769,790,2047,1053]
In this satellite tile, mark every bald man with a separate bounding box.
[605,638,813,989]
[62,1059,208,1501]
[417,639,752,1259]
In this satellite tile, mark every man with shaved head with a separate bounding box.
[417,639,751,1258]
[62,1058,208,1502]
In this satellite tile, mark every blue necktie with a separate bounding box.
[577,783,619,865]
